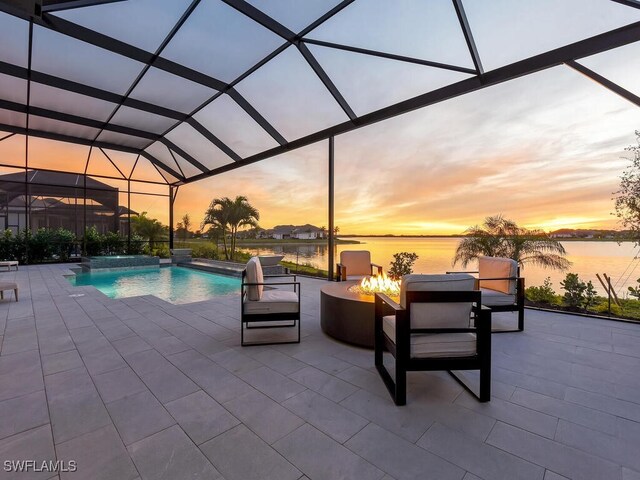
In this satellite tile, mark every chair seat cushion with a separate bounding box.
[480,288,516,306]
[383,315,476,358]
[244,290,299,314]
[346,275,367,281]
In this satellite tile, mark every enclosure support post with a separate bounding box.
[127,179,131,253]
[169,186,175,251]
[328,136,335,281]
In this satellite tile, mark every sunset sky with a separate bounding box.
[169,0,640,235]
[174,45,640,235]
[1,0,639,235]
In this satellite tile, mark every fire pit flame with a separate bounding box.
[349,272,400,296]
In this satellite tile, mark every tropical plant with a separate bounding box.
[130,212,167,248]
[560,272,596,309]
[628,278,640,299]
[388,252,419,280]
[560,273,586,308]
[584,280,597,309]
[202,196,259,260]
[525,277,557,304]
[614,131,640,244]
[453,214,571,270]
[182,214,191,240]
[84,226,103,256]
[102,231,124,255]
[51,227,76,261]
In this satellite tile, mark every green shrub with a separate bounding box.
[592,300,622,316]
[84,226,103,256]
[102,231,124,255]
[151,245,170,258]
[28,229,55,264]
[0,230,17,261]
[560,273,597,309]
[388,252,419,280]
[584,280,597,309]
[51,228,76,261]
[190,243,220,260]
[127,234,146,255]
[525,277,557,304]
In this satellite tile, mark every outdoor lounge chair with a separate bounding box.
[449,256,525,332]
[374,274,491,405]
[0,282,18,301]
[0,260,18,271]
[336,250,382,281]
[241,256,301,346]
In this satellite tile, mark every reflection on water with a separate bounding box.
[242,237,640,296]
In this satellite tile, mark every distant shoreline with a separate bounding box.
[341,235,634,242]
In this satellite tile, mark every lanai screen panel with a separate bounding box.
[0,0,638,187]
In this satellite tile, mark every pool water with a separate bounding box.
[68,266,240,304]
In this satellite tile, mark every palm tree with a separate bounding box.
[453,214,571,270]
[202,198,232,259]
[130,212,167,248]
[202,196,259,260]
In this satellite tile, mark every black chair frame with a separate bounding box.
[374,290,491,406]
[241,271,301,347]
[447,269,525,332]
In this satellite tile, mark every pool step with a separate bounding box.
[180,261,243,277]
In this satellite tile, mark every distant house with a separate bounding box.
[266,224,326,239]
[270,225,295,239]
[292,224,325,240]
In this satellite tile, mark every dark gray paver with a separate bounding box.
[282,389,369,443]
[128,425,221,480]
[486,421,621,480]
[290,365,359,402]
[0,390,49,440]
[239,365,307,403]
[0,425,56,480]
[92,367,147,404]
[201,424,300,480]
[56,425,138,480]
[165,390,239,445]
[417,422,544,480]
[223,389,305,444]
[45,367,112,444]
[41,350,83,376]
[273,424,385,480]
[106,390,175,445]
[346,423,465,480]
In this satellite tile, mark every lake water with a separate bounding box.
[242,237,640,297]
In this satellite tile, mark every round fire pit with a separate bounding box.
[320,281,377,348]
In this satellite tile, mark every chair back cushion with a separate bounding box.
[245,257,264,301]
[401,274,475,329]
[478,256,517,294]
[340,250,372,277]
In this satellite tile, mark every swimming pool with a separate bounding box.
[68,266,240,304]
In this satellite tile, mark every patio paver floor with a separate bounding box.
[0,264,639,479]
